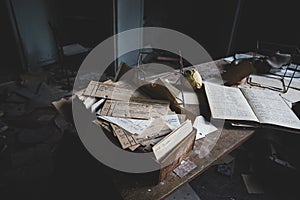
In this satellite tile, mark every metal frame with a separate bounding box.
[248,41,300,93]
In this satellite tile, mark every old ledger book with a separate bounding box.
[204,82,300,132]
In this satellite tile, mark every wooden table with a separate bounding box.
[114,58,256,200]
[116,128,254,200]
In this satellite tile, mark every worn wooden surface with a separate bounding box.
[116,127,254,200]
[114,58,255,200]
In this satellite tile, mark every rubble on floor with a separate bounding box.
[0,75,71,190]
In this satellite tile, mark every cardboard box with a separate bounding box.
[158,128,196,181]
[114,128,196,186]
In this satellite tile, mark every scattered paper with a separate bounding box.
[173,159,197,178]
[83,97,96,109]
[193,116,218,140]
[134,117,170,142]
[91,99,105,113]
[100,100,152,119]
[100,99,170,119]
[110,123,140,149]
[224,56,235,63]
[223,53,258,64]
[133,115,181,143]
[93,119,112,133]
[160,114,181,130]
[83,80,133,100]
[97,116,152,135]
[99,113,182,137]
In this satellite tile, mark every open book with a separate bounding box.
[204,82,300,132]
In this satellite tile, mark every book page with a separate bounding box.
[204,83,258,122]
[241,88,300,130]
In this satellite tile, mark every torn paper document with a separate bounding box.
[93,119,112,133]
[94,119,154,151]
[100,100,152,119]
[129,98,171,117]
[98,114,180,139]
[193,116,218,140]
[132,115,182,143]
[97,116,152,135]
[110,123,140,149]
[100,99,170,119]
[83,80,133,100]
[160,114,181,130]
[134,117,170,142]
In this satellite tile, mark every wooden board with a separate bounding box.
[114,127,254,200]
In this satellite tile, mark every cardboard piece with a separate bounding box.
[242,174,264,194]
[77,79,197,182]
[52,98,73,123]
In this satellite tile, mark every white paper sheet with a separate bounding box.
[204,82,259,122]
[97,116,153,135]
[160,114,181,130]
[98,114,181,135]
[91,99,105,113]
[193,116,218,140]
[83,97,96,109]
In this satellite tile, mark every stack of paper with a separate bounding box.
[76,80,194,152]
